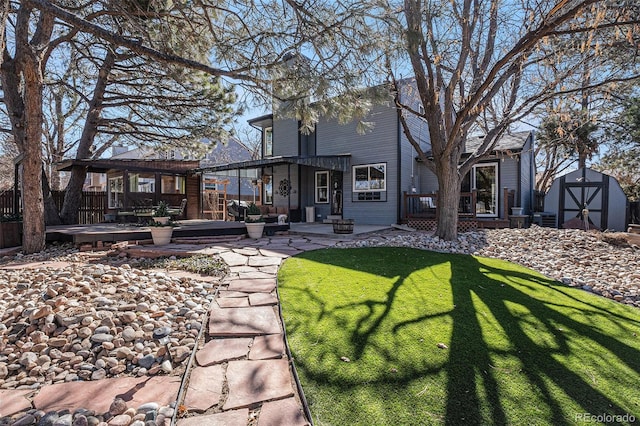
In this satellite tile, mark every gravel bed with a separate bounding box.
[0,245,223,425]
[339,225,640,308]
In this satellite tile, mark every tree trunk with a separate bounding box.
[435,161,462,241]
[42,167,62,226]
[21,65,46,253]
[60,166,88,224]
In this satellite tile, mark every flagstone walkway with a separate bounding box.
[1,234,348,425]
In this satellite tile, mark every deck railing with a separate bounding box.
[403,191,477,220]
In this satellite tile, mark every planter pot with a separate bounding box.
[245,222,265,239]
[247,214,262,221]
[0,222,22,248]
[150,227,173,245]
[153,216,170,225]
[333,219,354,234]
[511,207,524,216]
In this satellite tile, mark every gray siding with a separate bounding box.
[500,157,518,217]
[519,134,534,212]
[271,164,300,209]
[398,81,431,217]
[316,103,399,225]
[273,118,299,156]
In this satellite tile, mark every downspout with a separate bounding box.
[237,168,241,209]
[287,163,291,225]
[396,106,403,224]
[529,133,535,211]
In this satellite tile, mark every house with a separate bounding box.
[198,82,536,227]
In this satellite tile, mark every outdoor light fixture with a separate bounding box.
[153,326,172,362]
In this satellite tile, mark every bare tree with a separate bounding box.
[386,0,640,240]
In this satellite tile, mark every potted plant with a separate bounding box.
[153,201,171,225]
[245,215,265,239]
[246,202,262,221]
[0,213,22,248]
[148,219,178,245]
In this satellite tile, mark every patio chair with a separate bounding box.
[167,198,187,219]
[227,200,247,221]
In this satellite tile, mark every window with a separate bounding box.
[353,163,386,192]
[264,127,273,157]
[129,173,155,193]
[263,171,273,204]
[161,175,185,194]
[108,176,124,208]
[315,171,329,203]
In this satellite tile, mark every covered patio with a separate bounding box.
[196,154,351,224]
[56,158,202,222]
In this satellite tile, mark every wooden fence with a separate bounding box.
[0,190,106,224]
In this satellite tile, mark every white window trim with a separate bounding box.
[108,176,123,208]
[352,163,387,193]
[472,162,499,218]
[315,171,329,204]
[264,127,273,157]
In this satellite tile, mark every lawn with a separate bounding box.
[278,247,640,426]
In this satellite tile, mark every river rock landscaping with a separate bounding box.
[340,225,640,308]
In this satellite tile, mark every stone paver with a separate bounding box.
[217,297,250,308]
[33,376,180,413]
[258,397,308,426]
[182,365,225,412]
[236,270,276,280]
[248,256,282,267]
[177,409,249,426]
[249,292,278,306]
[0,389,33,417]
[227,278,277,293]
[232,248,260,256]
[249,334,285,360]
[219,251,249,266]
[208,305,281,336]
[196,338,252,366]
[218,290,250,298]
[223,359,294,410]
[258,247,299,258]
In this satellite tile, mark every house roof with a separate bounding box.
[196,154,351,173]
[465,130,532,154]
[247,114,274,128]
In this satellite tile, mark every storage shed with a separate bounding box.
[545,168,628,231]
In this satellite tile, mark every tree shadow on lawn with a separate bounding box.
[445,257,640,425]
[281,248,640,425]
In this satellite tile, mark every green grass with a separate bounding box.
[278,247,640,426]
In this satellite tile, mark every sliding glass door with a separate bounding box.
[473,163,498,217]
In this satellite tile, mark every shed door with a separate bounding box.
[558,174,609,230]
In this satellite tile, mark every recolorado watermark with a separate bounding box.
[575,412,636,423]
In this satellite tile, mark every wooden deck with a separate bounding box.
[46,220,290,246]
